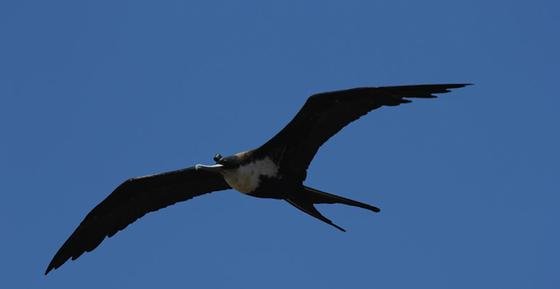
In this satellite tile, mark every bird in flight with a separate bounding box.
[45,83,469,274]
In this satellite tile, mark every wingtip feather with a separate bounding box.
[44,264,54,275]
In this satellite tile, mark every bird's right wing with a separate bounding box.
[257,84,469,180]
[45,166,230,275]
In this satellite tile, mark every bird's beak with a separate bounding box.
[195,164,224,172]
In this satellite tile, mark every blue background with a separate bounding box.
[1,1,558,288]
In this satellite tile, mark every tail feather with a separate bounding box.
[285,186,379,231]
[285,198,346,232]
[303,186,380,213]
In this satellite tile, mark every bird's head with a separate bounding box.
[213,153,240,168]
[213,153,224,163]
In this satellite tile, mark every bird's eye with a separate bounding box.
[213,153,223,163]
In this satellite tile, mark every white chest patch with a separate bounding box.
[222,157,279,194]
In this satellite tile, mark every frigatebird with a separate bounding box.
[45,83,468,274]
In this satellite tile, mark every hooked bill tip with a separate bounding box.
[194,163,225,172]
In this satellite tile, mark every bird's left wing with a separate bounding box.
[45,166,230,275]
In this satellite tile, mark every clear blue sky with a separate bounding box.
[1,0,558,288]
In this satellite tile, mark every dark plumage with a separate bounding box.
[46,168,230,274]
[45,83,469,274]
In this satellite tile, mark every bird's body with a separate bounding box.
[221,154,279,195]
[45,83,469,274]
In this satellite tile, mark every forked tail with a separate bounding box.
[303,186,380,212]
[285,186,380,231]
